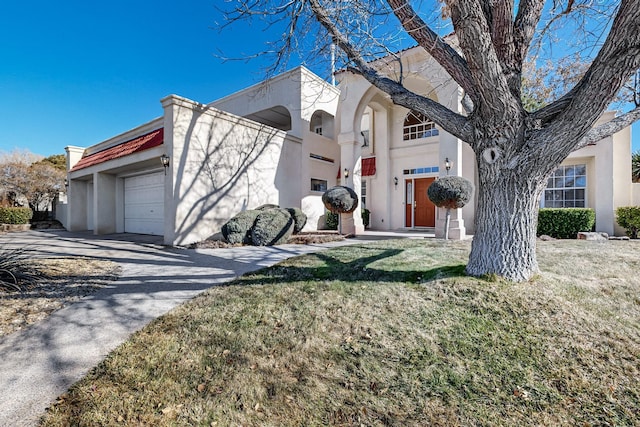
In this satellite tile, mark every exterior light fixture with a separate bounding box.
[344,168,349,179]
[394,177,398,187]
[160,154,170,175]
[445,157,452,175]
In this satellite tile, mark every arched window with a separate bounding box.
[403,111,439,141]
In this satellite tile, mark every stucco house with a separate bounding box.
[62,47,636,244]
[335,46,636,238]
[64,67,340,246]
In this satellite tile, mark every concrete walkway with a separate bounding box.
[0,229,432,426]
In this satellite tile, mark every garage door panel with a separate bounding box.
[124,172,164,236]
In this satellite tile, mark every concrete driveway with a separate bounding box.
[0,229,380,426]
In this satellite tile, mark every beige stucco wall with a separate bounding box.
[162,95,302,246]
[212,66,340,231]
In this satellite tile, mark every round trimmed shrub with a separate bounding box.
[427,176,474,209]
[251,208,295,246]
[322,186,358,213]
[286,207,307,234]
[221,210,260,244]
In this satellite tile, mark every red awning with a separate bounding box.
[337,157,377,179]
[362,157,376,176]
[71,128,164,171]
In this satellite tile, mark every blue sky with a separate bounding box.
[1,1,638,158]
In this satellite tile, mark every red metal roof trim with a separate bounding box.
[71,128,164,171]
[362,157,376,176]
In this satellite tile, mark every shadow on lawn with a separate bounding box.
[233,245,468,287]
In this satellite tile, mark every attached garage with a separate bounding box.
[124,172,164,236]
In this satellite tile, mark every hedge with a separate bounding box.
[221,210,261,244]
[615,206,640,238]
[0,207,33,225]
[537,208,595,239]
[250,208,295,246]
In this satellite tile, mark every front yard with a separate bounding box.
[39,239,640,426]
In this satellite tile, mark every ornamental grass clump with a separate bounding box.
[0,247,43,292]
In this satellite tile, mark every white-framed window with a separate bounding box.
[403,111,439,141]
[311,178,328,192]
[542,164,586,208]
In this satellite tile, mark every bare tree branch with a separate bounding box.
[513,0,545,65]
[385,0,478,101]
[576,106,640,149]
[445,0,520,116]
[539,0,640,149]
[308,0,473,142]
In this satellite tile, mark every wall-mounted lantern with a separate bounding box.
[343,167,349,179]
[445,157,453,175]
[160,154,170,175]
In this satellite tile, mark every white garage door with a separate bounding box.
[124,172,164,236]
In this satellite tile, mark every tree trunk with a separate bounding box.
[466,159,545,282]
[444,208,451,240]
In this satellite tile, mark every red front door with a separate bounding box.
[406,178,436,227]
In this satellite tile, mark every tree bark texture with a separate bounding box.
[466,148,546,281]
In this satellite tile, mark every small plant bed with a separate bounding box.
[190,232,344,249]
[286,231,345,245]
[0,257,120,337]
[41,240,640,426]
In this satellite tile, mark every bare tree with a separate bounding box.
[222,0,640,281]
[0,150,65,214]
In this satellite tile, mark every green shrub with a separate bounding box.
[221,210,261,244]
[0,207,33,225]
[362,208,370,228]
[322,186,358,213]
[427,176,474,209]
[537,208,596,239]
[325,211,338,230]
[286,208,307,234]
[255,204,280,211]
[251,208,295,246]
[615,206,640,238]
[325,209,369,230]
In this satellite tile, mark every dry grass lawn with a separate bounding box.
[40,239,640,426]
[0,258,120,337]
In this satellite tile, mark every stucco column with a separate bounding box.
[436,133,467,239]
[338,131,364,235]
[161,95,179,246]
[94,172,117,235]
[66,179,87,232]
